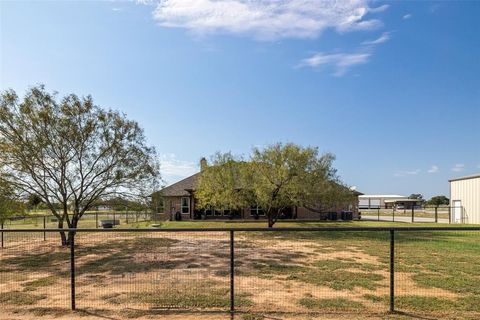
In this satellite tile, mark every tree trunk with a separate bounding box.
[66,217,79,246]
[268,216,274,228]
[58,216,79,246]
[58,219,68,246]
[267,211,275,228]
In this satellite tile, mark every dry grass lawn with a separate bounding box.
[1,226,479,319]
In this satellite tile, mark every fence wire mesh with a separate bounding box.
[394,230,480,317]
[1,228,479,319]
[0,231,70,310]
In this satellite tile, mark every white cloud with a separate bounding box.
[362,32,390,45]
[150,0,385,40]
[427,165,439,173]
[369,4,389,13]
[403,13,412,20]
[451,164,465,172]
[136,0,155,4]
[394,169,421,177]
[298,51,370,76]
[160,154,198,184]
[112,7,123,12]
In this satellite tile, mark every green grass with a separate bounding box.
[108,281,253,309]
[363,294,480,313]
[0,291,46,305]
[313,259,382,272]
[22,276,57,291]
[288,269,385,291]
[299,297,366,311]
[126,290,252,309]
[149,220,478,229]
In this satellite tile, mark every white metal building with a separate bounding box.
[449,174,480,224]
[358,195,408,209]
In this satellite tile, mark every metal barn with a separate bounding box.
[449,174,480,224]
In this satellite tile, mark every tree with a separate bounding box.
[0,181,24,225]
[408,194,424,201]
[408,193,425,205]
[249,143,353,227]
[195,143,354,228]
[27,194,43,211]
[0,86,160,245]
[427,195,449,207]
[195,152,253,215]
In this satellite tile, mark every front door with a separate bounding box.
[452,200,462,223]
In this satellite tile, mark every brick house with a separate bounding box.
[158,170,362,221]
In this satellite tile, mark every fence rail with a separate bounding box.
[1,227,480,317]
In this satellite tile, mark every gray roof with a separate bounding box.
[160,173,200,197]
[449,173,480,182]
[159,171,362,198]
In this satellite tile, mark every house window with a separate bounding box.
[214,208,222,216]
[250,206,265,216]
[204,206,213,216]
[181,197,190,214]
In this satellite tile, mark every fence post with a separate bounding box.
[389,229,395,313]
[230,230,235,315]
[1,222,3,248]
[96,211,98,229]
[435,207,438,223]
[377,208,380,221]
[411,206,414,223]
[69,231,76,311]
[43,216,46,241]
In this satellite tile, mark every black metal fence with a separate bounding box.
[1,227,480,318]
[360,206,453,223]
[1,211,153,230]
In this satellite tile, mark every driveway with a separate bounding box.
[361,215,450,224]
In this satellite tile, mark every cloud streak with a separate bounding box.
[299,29,390,76]
[427,165,439,173]
[150,0,385,40]
[362,32,390,45]
[451,164,465,172]
[394,169,421,177]
[298,51,371,76]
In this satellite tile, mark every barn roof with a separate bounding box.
[449,173,480,182]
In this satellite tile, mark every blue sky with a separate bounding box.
[1,0,479,198]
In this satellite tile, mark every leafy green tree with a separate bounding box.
[195,152,253,214]
[249,143,353,227]
[195,143,354,227]
[427,195,449,207]
[408,194,424,200]
[0,181,24,225]
[408,194,425,205]
[27,194,43,211]
[0,86,160,245]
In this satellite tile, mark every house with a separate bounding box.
[449,174,480,224]
[158,165,362,221]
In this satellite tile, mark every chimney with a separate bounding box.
[200,157,208,171]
